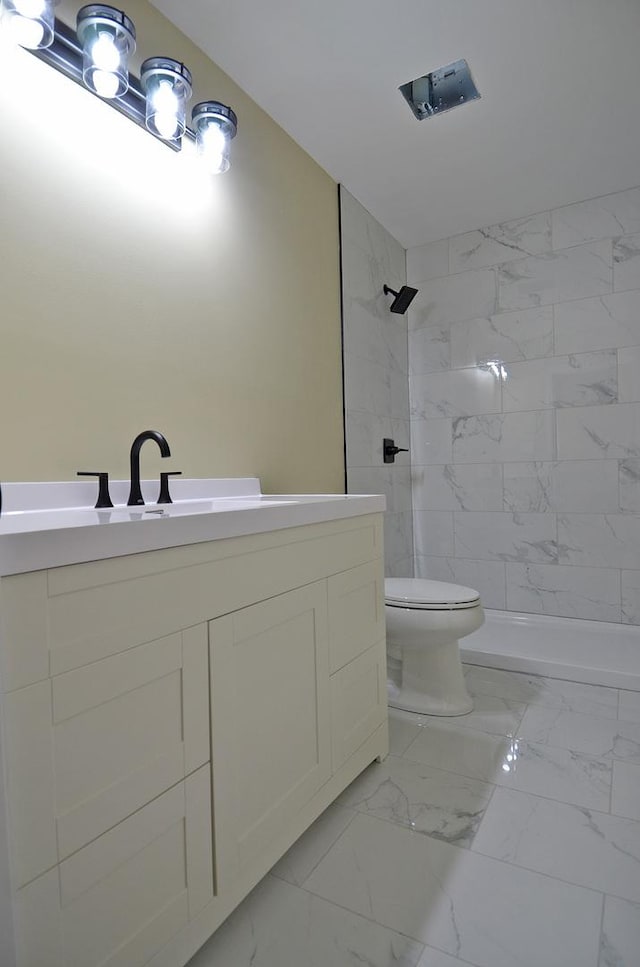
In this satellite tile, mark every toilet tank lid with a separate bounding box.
[385,577,480,606]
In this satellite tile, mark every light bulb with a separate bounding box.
[6,12,44,46]
[152,80,179,139]
[92,69,119,98]
[91,31,119,72]
[201,123,226,173]
[13,0,45,16]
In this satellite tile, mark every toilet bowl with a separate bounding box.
[385,578,484,716]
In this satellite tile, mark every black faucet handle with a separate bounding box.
[77,471,114,509]
[158,471,182,505]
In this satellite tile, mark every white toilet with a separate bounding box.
[385,578,484,716]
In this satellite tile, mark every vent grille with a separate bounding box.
[400,59,480,120]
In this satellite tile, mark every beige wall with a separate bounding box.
[0,0,344,493]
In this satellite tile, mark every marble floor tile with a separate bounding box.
[464,665,619,717]
[403,720,612,810]
[388,707,425,755]
[336,754,494,847]
[619,689,640,723]
[425,692,526,737]
[270,803,355,887]
[187,873,425,967]
[472,787,640,903]
[611,761,640,821]
[519,705,640,762]
[599,896,640,967]
[303,813,602,967]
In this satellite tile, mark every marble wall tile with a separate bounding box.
[504,460,620,513]
[342,242,400,324]
[618,347,640,404]
[385,512,415,567]
[343,353,391,416]
[611,762,640,821]
[618,691,640,725]
[409,268,497,329]
[340,187,406,282]
[450,212,551,273]
[551,186,640,250]
[614,233,640,293]
[503,351,617,412]
[303,812,603,967]
[452,411,556,464]
[454,512,558,564]
[390,367,410,420]
[410,418,452,465]
[621,570,640,625]
[600,895,640,967]
[414,555,506,609]
[406,238,448,283]
[505,563,621,622]
[558,514,640,569]
[412,464,503,511]
[411,368,501,419]
[413,511,454,557]
[498,240,612,311]
[345,411,385,467]
[554,290,640,355]
[409,325,450,374]
[342,190,414,573]
[342,302,382,364]
[450,306,554,369]
[557,403,640,460]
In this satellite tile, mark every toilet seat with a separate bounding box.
[385,578,480,611]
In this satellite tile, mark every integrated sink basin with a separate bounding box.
[0,478,385,575]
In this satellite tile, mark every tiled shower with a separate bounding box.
[342,183,640,625]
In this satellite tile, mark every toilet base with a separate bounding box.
[387,639,474,716]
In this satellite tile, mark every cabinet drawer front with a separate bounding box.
[15,768,213,967]
[210,582,331,888]
[328,560,385,673]
[331,641,388,771]
[6,627,209,885]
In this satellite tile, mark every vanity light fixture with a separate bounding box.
[192,100,237,174]
[2,1,238,171]
[2,0,58,50]
[140,56,191,142]
[76,4,135,100]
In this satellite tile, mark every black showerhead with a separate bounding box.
[383,284,418,314]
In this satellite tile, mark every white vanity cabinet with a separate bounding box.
[0,511,387,967]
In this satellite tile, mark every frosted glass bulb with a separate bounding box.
[13,0,45,17]
[91,32,120,72]
[7,12,44,47]
[201,124,226,172]
[93,69,119,99]
[152,81,179,139]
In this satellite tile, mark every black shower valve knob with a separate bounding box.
[383,438,409,463]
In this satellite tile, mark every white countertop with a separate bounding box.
[0,479,385,575]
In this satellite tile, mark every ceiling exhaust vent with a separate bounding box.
[400,59,480,120]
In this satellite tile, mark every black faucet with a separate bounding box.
[127,430,172,506]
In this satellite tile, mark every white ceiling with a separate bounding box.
[150,0,640,249]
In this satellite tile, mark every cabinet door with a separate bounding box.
[210,582,330,891]
[331,642,387,771]
[328,560,385,673]
[5,625,209,887]
[15,767,213,967]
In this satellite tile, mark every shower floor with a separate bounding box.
[461,608,640,691]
